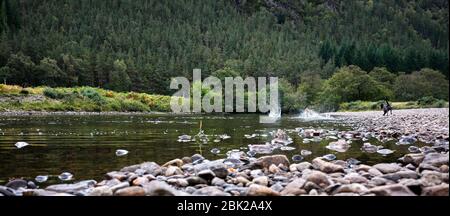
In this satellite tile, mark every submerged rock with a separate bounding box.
[326,139,350,153]
[15,141,30,149]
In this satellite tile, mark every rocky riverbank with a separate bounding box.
[0,108,448,196]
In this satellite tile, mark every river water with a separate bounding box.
[0,113,424,184]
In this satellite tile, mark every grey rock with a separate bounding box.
[211,177,226,186]
[186,176,208,186]
[193,186,230,196]
[5,179,28,190]
[369,184,416,196]
[88,186,113,196]
[312,158,344,173]
[143,180,188,196]
[304,171,333,188]
[280,178,306,196]
[165,166,183,176]
[333,183,369,195]
[373,163,402,174]
[110,182,130,192]
[381,170,419,182]
[114,186,146,196]
[198,169,216,181]
[246,184,280,196]
[45,180,96,194]
[252,176,269,186]
[421,183,449,196]
[140,162,162,176]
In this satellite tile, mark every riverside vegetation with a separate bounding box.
[0,83,447,113]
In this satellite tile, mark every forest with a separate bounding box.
[0,0,448,111]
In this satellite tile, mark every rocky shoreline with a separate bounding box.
[0,108,448,196]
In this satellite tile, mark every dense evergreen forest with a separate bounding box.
[0,0,448,111]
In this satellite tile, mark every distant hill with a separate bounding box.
[0,0,448,94]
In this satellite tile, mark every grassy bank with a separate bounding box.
[0,84,172,112]
[339,99,449,112]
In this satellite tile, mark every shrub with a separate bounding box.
[120,99,150,112]
[43,88,65,99]
[80,87,105,104]
[417,96,438,106]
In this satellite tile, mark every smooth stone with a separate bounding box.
[398,179,422,195]
[246,184,280,196]
[132,177,149,186]
[305,171,332,188]
[369,184,416,196]
[252,176,269,186]
[139,162,162,176]
[5,179,28,190]
[405,164,416,170]
[270,183,284,192]
[333,183,369,195]
[25,189,73,196]
[269,164,281,174]
[211,177,226,186]
[165,166,183,176]
[110,182,130,192]
[114,186,145,196]
[421,152,449,168]
[303,181,321,192]
[191,154,205,164]
[106,171,128,181]
[162,159,184,168]
[210,164,229,179]
[309,189,318,195]
[440,165,449,173]
[381,170,419,182]
[181,156,192,164]
[312,158,344,173]
[253,155,290,169]
[0,186,15,196]
[420,171,445,187]
[333,192,360,196]
[143,180,188,196]
[250,169,264,178]
[343,173,368,184]
[27,181,37,189]
[186,176,208,186]
[167,178,189,187]
[235,176,250,185]
[193,186,230,196]
[356,164,372,172]
[369,176,391,186]
[402,154,425,166]
[197,169,216,181]
[293,162,312,172]
[373,163,402,174]
[421,183,449,196]
[120,164,141,172]
[88,186,113,196]
[368,168,383,177]
[45,180,96,194]
[280,178,307,196]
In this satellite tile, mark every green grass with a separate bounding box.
[0,84,174,112]
[339,100,449,112]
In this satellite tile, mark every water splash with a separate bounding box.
[260,102,281,123]
[297,108,334,121]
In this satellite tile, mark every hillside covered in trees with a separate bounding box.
[0,0,448,111]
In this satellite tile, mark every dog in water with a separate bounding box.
[381,100,392,116]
